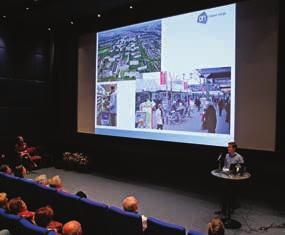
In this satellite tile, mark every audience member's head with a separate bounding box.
[49,175,63,189]
[35,174,48,186]
[122,196,139,213]
[14,165,27,178]
[75,191,87,199]
[208,216,225,235]
[62,220,82,235]
[228,141,237,154]
[0,193,8,209]
[35,206,54,227]
[6,197,27,214]
[0,165,12,174]
[16,136,25,144]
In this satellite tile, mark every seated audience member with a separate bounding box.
[208,216,225,235]
[15,136,38,169]
[0,230,11,235]
[62,220,82,235]
[122,195,147,231]
[0,154,8,165]
[35,174,49,186]
[14,165,27,178]
[0,193,8,209]
[6,197,34,222]
[49,175,63,190]
[0,165,12,174]
[75,191,87,199]
[35,206,63,233]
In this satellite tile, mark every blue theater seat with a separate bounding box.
[0,208,22,234]
[17,218,57,235]
[0,173,19,198]
[146,217,186,235]
[78,198,109,235]
[51,190,82,223]
[18,178,57,210]
[108,206,144,235]
[188,229,205,235]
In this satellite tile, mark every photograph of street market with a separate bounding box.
[135,67,232,134]
[97,20,161,82]
[96,84,117,127]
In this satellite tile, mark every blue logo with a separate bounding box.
[197,12,208,24]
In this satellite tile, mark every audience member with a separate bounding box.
[62,220,82,235]
[0,230,11,235]
[15,136,38,169]
[14,165,27,178]
[122,195,147,231]
[208,216,225,235]
[75,191,87,199]
[6,197,34,221]
[49,175,63,190]
[0,154,8,166]
[35,206,63,233]
[35,174,49,186]
[0,193,8,209]
[0,165,12,174]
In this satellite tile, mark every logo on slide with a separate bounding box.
[197,12,208,24]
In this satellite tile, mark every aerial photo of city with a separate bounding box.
[97,20,161,82]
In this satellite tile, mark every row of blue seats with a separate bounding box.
[0,208,56,235]
[0,172,205,235]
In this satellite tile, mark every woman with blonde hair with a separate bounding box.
[48,175,63,190]
[35,174,49,186]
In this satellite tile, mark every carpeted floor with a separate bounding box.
[27,167,285,235]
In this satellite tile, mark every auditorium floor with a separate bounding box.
[27,167,285,235]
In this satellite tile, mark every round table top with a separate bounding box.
[211,169,251,181]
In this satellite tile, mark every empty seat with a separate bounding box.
[78,198,109,235]
[146,217,186,235]
[0,173,19,198]
[51,190,82,223]
[108,206,144,235]
[18,178,57,210]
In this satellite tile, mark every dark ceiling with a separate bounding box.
[0,0,142,25]
[0,0,246,30]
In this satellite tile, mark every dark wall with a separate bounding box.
[0,23,52,151]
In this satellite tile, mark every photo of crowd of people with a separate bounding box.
[96,84,117,126]
[135,67,232,134]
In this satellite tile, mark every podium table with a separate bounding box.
[211,169,251,229]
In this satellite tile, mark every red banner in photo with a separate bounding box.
[160,71,167,85]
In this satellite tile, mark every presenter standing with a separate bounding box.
[223,142,244,170]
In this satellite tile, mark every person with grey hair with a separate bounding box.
[0,230,11,235]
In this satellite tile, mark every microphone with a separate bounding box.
[217,153,223,161]
[217,153,223,171]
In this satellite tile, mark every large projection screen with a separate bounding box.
[77,0,278,151]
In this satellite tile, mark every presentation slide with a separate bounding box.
[95,4,236,147]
